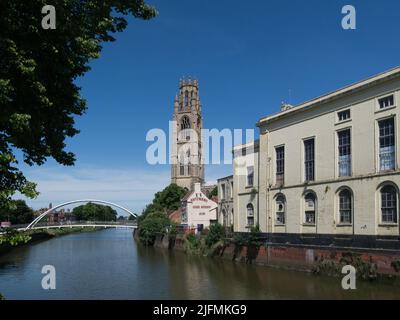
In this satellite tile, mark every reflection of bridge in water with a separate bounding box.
[10,220,137,231]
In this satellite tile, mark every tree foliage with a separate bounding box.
[208,186,218,199]
[233,225,263,247]
[72,203,117,221]
[137,212,171,246]
[139,184,187,223]
[0,228,32,246]
[205,223,225,247]
[0,0,157,209]
[0,200,34,224]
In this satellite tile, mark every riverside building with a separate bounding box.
[254,67,400,242]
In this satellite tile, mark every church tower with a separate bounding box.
[171,78,204,190]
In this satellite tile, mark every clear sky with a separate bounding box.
[20,0,400,214]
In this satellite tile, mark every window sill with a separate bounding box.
[337,175,352,179]
[302,223,316,227]
[336,223,353,227]
[375,105,396,114]
[379,169,396,174]
[275,224,286,227]
[335,119,352,126]
[378,223,398,228]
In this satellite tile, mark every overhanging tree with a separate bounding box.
[0,1,157,209]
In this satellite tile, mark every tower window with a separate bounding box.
[181,116,191,130]
[184,91,189,107]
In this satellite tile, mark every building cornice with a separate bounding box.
[257,67,400,127]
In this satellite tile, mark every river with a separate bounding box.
[0,228,399,300]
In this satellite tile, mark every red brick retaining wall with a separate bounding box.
[218,243,400,276]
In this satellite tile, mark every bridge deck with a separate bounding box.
[18,224,137,231]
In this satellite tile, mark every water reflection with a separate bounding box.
[0,229,399,300]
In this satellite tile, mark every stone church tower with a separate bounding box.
[171,78,205,190]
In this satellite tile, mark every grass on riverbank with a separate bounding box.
[0,227,104,256]
[27,226,103,237]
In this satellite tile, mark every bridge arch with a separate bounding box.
[25,199,137,231]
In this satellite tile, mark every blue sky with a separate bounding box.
[20,0,400,214]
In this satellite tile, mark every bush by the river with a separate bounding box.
[233,225,263,247]
[0,229,31,246]
[205,223,225,247]
[137,212,171,246]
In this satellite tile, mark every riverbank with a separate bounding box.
[0,227,103,256]
[147,232,400,282]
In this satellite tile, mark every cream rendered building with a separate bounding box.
[181,183,218,232]
[257,67,400,238]
[217,175,234,229]
[233,140,260,232]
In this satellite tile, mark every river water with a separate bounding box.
[0,229,399,300]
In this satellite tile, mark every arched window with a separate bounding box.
[338,189,352,224]
[275,195,286,225]
[181,116,191,130]
[179,153,189,176]
[380,185,398,223]
[247,203,254,227]
[304,192,316,224]
[184,91,189,107]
